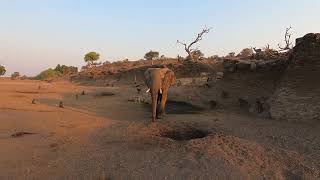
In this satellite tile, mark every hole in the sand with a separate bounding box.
[11,132,36,138]
[142,101,204,114]
[94,92,115,97]
[165,101,204,114]
[159,127,210,141]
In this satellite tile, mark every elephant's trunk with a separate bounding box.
[151,87,159,122]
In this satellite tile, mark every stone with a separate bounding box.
[223,59,238,72]
[236,61,251,70]
[216,72,224,79]
[250,62,257,71]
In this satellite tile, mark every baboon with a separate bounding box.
[137,88,141,94]
[59,101,64,108]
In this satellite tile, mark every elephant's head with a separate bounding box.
[144,68,176,122]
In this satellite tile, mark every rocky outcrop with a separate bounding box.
[216,34,320,122]
[270,33,320,122]
[223,58,288,73]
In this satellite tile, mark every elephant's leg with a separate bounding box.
[151,91,158,122]
[160,90,168,118]
[156,92,162,119]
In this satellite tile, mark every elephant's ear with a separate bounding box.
[144,69,152,88]
[164,70,176,86]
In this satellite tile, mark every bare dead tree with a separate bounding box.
[278,26,293,51]
[265,44,271,50]
[177,27,212,61]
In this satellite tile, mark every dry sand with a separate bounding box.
[0,79,319,179]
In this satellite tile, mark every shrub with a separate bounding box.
[20,75,28,80]
[238,48,253,58]
[187,50,204,60]
[0,65,6,76]
[11,72,20,80]
[35,68,62,80]
[54,64,78,75]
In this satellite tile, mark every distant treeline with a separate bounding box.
[34,64,78,80]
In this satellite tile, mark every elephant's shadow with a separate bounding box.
[144,100,204,115]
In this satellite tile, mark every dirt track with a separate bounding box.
[0,79,319,179]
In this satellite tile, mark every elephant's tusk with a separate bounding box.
[160,89,162,94]
[146,88,150,93]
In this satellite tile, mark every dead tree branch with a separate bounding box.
[177,27,212,61]
[278,26,293,51]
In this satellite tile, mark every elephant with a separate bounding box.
[144,68,176,122]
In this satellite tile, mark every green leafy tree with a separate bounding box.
[0,65,6,76]
[144,50,159,60]
[35,68,62,80]
[238,48,253,58]
[21,75,28,80]
[84,52,100,65]
[54,64,63,74]
[11,72,20,80]
[54,64,78,75]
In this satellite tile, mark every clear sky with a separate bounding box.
[0,0,319,76]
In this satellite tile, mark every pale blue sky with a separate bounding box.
[0,0,319,76]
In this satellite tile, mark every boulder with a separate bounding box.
[223,59,238,72]
[250,62,257,71]
[216,72,224,79]
[236,61,251,70]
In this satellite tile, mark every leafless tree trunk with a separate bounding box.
[278,26,293,51]
[177,27,211,61]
